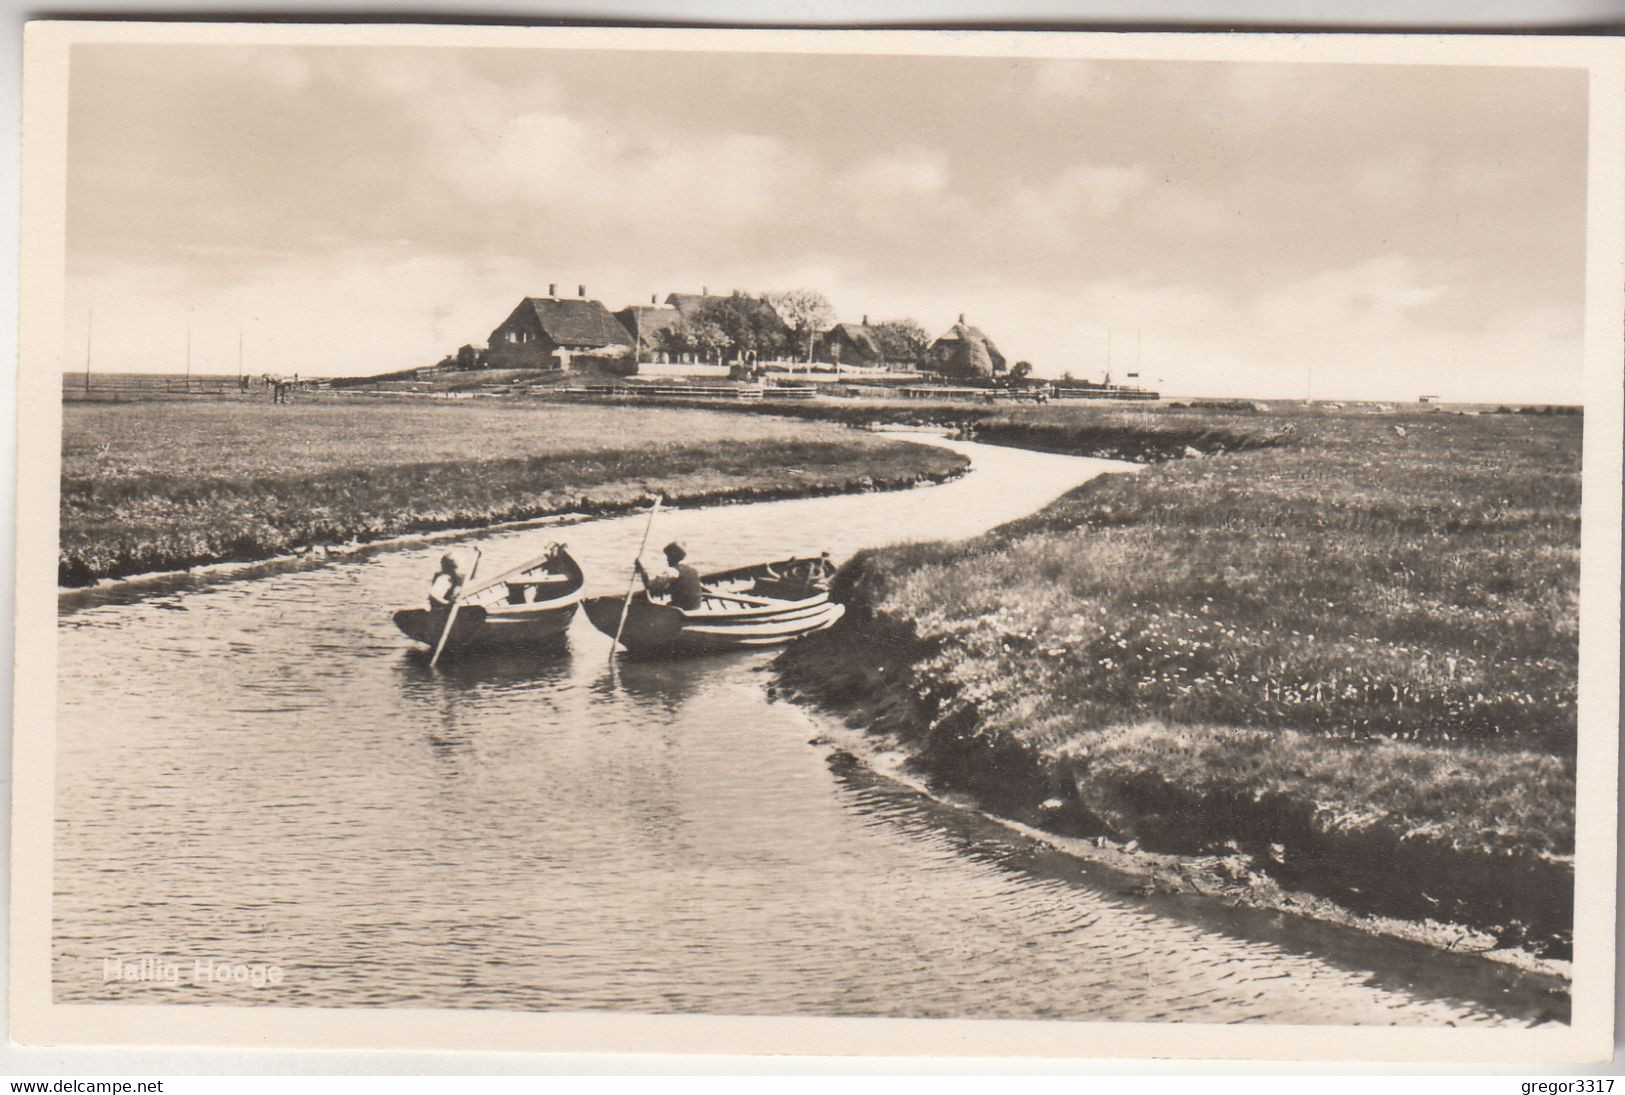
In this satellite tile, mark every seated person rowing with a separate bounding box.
[428,549,478,608]
[636,540,706,611]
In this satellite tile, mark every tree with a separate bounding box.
[669,292,788,363]
[764,289,835,363]
[687,320,733,365]
[870,319,930,365]
[456,344,479,370]
[653,323,687,361]
[1009,360,1034,384]
[723,292,792,361]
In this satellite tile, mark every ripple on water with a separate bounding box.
[54,440,1561,1024]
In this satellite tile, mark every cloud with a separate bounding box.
[975,162,1156,263]
[1049,163,1150,219]
[836,145,951,199]
[62,45,1588,401]
[1255,255,1452,338]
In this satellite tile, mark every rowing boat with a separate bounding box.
[582,555,844,656]
[393,544,584,655]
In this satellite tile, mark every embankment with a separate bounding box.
[59,400,968,586]
[555,396,1296,462]
[777,410,1580,959]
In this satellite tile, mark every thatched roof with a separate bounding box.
[927,317,1006,377]
[664,292,716,317]
[826,322,885,361]
[613,305,682,350]
[514,297,634,349]
[666,291,789,335]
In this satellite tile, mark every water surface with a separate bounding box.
[55,438,1564,1024]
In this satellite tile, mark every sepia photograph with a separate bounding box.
[11,22,1622,1061]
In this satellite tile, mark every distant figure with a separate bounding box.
[638,541,705,611]
[428,552,466,608]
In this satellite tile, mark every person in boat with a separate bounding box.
[428,552,468,608]
[637,540,705,610]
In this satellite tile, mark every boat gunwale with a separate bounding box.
[581,554,841,653]
[392,545,585,651]
[444,545,585,611]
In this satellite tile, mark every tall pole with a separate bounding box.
[1104,328,1113,387]
[84,306,93,395]
[611,496,663,663]
[429,548,482,669]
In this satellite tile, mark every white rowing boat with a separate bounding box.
[582,555,843,656]
[393,544,584,656]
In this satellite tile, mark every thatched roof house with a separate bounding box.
[925,315,1006,378]
[667,291,790,333]
[664,290,794,363]
[486,286,635,370]
[612,299,683,362]
[818,321,885,365]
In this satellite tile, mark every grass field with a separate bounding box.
[59,400,968,585]
[779,407,1582,953]
[584,396,1294,460]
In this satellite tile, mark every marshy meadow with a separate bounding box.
[778,405,1580,957]
[57,399,968,585]
[60,392,1582,960]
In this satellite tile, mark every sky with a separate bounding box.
[63,42,1589,400]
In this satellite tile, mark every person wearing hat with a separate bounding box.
[637,540,705,610]
[427,551,469,608]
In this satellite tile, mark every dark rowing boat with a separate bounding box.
[393,544,584,656]
[582,555,844,656]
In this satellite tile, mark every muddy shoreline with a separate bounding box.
[772,615,1572,995]
[765,414,1574,980]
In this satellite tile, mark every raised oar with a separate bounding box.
[429,546,481,668]
[610,495,662,662]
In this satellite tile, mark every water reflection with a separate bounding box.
[53,438,1562,1023]
[395,646,575,693]
[599,654,747,718]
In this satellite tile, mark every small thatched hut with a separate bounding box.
[924,315,1006,379]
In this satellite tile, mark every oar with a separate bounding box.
[429,546,481,668]
[609,496,662,661]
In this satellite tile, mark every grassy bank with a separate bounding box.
[59,400,967,585]
[553,395,1291,461]
[778,409,1580,955]
[962,406,1292,461]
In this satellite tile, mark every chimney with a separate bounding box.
[958,313,966,324]
[548,283,557,297]
[578,284,586,298]
[862,314,869,326]
[702,285,708,296]
[651,293,657,305]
